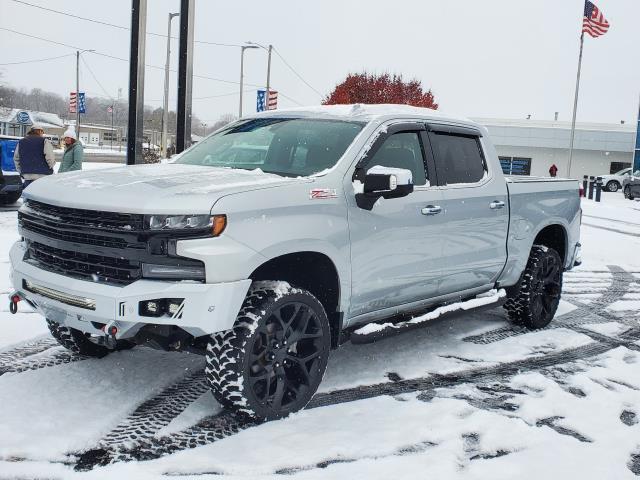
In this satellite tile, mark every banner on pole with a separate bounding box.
[69,92,86,114]
[257,89,278,112]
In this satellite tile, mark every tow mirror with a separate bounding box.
[356,165,414,210]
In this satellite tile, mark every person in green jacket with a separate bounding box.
[58,128,83,173]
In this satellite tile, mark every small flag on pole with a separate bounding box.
[69,92,86,114]
[267,90,278,110]
[583,1,610,38]
[107,105,113,114]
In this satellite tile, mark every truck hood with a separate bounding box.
[24,163,300,214]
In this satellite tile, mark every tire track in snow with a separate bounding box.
[0,337,58,369]
[73,326,640,470]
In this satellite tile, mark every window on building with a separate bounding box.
[499,156,532,176]
[609,162,631,174]
[430,133,486,184]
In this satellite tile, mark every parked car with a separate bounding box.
[623,170,640,200]
[600,167,632,192]
[8,105,582,420]
[0,136,23,205]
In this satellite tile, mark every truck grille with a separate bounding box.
[26,241,141,285]
[23,200,145,231]
[18,200,205,286]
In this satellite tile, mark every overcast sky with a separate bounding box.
[1,0,638,126]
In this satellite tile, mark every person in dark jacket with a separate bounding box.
[58,128,83,173]
[13,123,56,187]
[549,164,558,177]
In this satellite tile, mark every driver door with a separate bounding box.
[346,124,444,320]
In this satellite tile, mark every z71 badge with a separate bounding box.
[309,188,338,200]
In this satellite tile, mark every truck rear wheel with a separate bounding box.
[205,282,331,421]
[503,245,563,330]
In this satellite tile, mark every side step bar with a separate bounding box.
[350,289,507,345]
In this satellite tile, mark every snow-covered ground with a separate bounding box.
[1,192,639,479]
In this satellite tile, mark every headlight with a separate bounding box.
[146,214,227,236]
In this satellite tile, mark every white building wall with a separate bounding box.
[493,145,632,179]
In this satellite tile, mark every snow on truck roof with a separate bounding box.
[247,104,475,126]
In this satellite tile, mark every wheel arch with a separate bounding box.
[532,223,568,264]
[249,251,343,348]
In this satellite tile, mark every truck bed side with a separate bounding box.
[499,176,581,288]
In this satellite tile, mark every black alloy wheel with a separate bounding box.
[206,283,331,421]
[503,245,563,329]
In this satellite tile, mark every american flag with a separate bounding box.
[267,90,278,110]
[107,105,113,114]
[583,1,610,38]
[69,92,78,114]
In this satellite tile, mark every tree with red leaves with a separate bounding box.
[323,72,438,109]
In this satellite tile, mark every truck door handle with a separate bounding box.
[490,200,505,210]
[421,205,442,216]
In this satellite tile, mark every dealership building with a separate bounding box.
[475,117,636,179]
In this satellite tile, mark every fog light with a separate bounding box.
[168,300,183,315]
[140,299,165,317]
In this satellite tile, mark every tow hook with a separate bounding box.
[9,293,20,314]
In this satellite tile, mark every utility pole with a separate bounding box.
[162,12,179,158]
[239,45,258,118]
[74,49,94,140]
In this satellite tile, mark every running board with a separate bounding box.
[350,289,507,345]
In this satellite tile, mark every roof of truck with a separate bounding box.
[248,104,475,126]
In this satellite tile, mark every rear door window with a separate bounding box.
[429,132,487,185]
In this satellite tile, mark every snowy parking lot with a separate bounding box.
[1,193,640,479]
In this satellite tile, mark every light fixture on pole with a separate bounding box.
[239,45,258,118]
[75,49,95,141]
[162,12,179,159]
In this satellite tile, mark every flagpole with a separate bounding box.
[567,32,585,179]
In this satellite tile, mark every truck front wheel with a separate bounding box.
[46,320,111,357]
[205,282,331,421]
[503,245,563,329]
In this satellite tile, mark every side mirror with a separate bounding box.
[356,165,414,210]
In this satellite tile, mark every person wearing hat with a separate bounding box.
[59,128,83,173]
[13,123,56,187]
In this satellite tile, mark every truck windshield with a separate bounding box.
[175,117,365,177]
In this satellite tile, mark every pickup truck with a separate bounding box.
[8,104,582,420]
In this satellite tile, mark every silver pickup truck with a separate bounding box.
[8,104,581,420]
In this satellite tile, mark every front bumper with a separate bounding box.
[9,241,251,340]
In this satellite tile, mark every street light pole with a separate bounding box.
[75,49,94,141]
[162,12,179,158]
[239,45,258,118]
[266,44,272,107]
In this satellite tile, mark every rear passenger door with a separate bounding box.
[426,125,509,295]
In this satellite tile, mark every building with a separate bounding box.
[476,118,636,179]
[0,108,65,139]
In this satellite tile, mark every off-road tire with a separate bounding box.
[625,186,635,200]
[606,181,620,193]
[0,191,21,205]
[205,282,331,421]
[503,245,563,330]
[46,319,129,357]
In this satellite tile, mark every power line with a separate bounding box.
[0,27,305,106]
[8,0,244,48]
[0,53,75,65]
[80,55,114,100]
[272,47,324,99]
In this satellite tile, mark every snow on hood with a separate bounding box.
[24,164,298,214]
